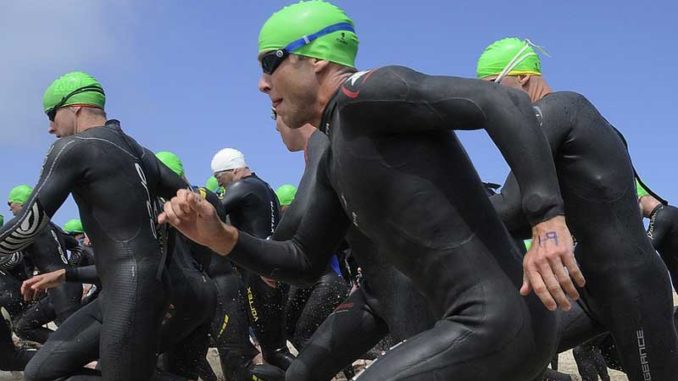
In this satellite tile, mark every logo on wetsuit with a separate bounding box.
[637,329,652,380]
[135,163,158,240]
[50,229,69,265]
[340,70,374,99]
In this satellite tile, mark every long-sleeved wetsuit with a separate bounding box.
[274,130,434,381]
[648,204,678,292]
[228,66,565,380]
[0,120,187,381]
[219,174,294,369]
[14,222,82,343]
[490,91,678,381]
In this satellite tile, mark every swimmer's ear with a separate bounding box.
[311,59,331,74]
[518,75,531,86]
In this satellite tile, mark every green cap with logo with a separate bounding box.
[476,37,542,79]
[155,151,185,178]
[64,219,85,234]
[259,0,359,68]
[8,185,33,205]
[43,71,105,114]
[275,184,298,206]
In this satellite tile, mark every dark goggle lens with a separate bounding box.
[46,108,57,122]
[261,50,288,75]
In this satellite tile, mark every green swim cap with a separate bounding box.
[259,1,359,68]
[205,176,225,195]
[0,215,4,227]
[43,71,105,114]
[63,219,84,234]
[477,37,542,79]
[7,185,33,205]
[156,151,185,178]
[275,184,297,206]
[636,180,650,199]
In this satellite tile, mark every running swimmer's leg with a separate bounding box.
[0,314,34,371]
[245,271,294,369]
[571,187,678,380]
[284,284,313,349]
[287,288,389,381]
[573,341,610,381]
[23,299,101,381]
[211,272,259,380]
[287,271,348,350]
[97,255,168,381]
[14,296,56,343]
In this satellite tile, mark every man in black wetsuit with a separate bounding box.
[477,37,678,380]
[269,115,435,380]
[0,214,36,372]
[6,185,82,344]
[272,182,349,353]
[210,147,295,370]
[0,71,187,381]
[161,2,584,380]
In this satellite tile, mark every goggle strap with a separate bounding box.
[284,22,355,53]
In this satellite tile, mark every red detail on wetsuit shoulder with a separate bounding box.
[341,87,360,99]
[340,69,377,99]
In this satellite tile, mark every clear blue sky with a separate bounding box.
[1,0,676,226]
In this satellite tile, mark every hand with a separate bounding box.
[158,189,238,256]
[21,269,66,301]
[521,215,585,311]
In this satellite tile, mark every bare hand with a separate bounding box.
[21,269,66,301]
[521,215,585,311]
[158,189,238,255]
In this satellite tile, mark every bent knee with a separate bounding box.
[286,360,312,381]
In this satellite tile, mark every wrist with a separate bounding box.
[210,223,239,256]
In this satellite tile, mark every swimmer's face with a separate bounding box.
[8,203,23,216]
[48,107,78,138]
[259,54,322,130]
[214,169,236,189]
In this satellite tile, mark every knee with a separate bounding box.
[286,360,312,381]
[23,360,47,381]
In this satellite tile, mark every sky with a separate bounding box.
[0,0,676,226]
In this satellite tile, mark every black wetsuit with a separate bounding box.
[0,120,187,381]
[220,174,294,369]
[274,151,349,351]
[228,66,564,380]
[14,222,82,343]
[0,253,27,320]
[648,204,678,292]
[491,91,678,380]
[275,130,434,380]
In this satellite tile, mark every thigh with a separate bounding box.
[98,260,169,381]
[293,271,348,349]
[23,299,101,381]
[288,288,388,381]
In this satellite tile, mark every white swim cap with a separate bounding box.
[211,148,247,173]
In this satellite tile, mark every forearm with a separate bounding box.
[65,265,100,284]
